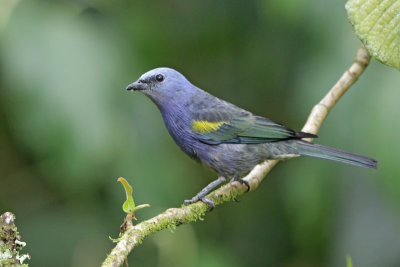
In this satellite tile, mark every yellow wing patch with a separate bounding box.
[192,120,227,133]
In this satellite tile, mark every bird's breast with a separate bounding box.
[161,110,200,160]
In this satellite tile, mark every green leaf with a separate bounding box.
[346,255,353,267]
[134,204,151,211]
[346,0,400,70]
[117,177,136,214]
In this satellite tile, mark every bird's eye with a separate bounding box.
[155,74,164,82]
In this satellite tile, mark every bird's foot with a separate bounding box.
[183,176,227,211]
[230,177,251,192]
[184,196,215,211]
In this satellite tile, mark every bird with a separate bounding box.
[126,67,377,208]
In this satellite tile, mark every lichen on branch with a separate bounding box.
[0,212,30,266]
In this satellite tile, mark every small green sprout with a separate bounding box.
[117,177,150,220]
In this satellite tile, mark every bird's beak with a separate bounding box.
[126,81,148,91]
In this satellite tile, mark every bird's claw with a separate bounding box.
[183,199,193,206]
[184,197,215,211]
[200,197,215,211]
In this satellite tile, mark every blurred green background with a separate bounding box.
[1,0,400,266]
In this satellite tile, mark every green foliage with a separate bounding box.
[118,177,136,214]
[346,0,400,70]
[118,177,150,216]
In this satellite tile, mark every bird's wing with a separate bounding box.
[191,109,253,144]
[234,116,316,143]
[191,109,316,145]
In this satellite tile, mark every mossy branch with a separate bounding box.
[0,212,30,266]
[102,47,371,267]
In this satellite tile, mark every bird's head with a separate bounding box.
[126,67,196,108]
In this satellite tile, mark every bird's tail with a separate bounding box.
[297,141,377,169]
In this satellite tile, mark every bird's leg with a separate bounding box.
[184,176,227,210]
[230,176,250,192]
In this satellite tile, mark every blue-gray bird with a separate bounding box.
[126,67,377,208]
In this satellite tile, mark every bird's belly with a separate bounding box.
[195,142,300,178]
[195,144,265,178]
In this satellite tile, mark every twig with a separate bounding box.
[102,47,371,267]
